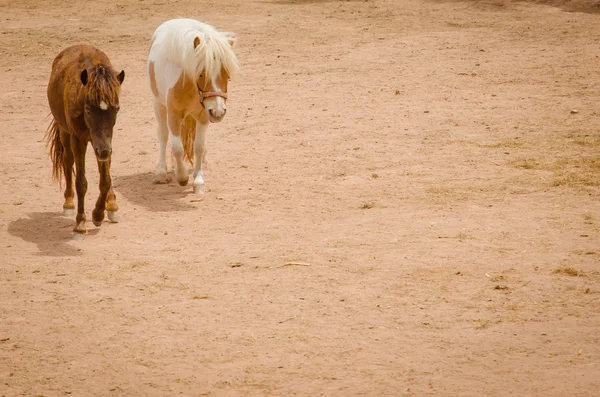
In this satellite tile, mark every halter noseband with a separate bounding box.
[197,87,228,106]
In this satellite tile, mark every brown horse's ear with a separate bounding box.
[193,36,201,49]
[117,70,125,85]
[80,69,88,85]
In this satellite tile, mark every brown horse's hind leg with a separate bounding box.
[60,129,75,215]
[72,136,88,234]
[92,158,118,226]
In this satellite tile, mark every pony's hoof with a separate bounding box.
[63,208,74,216]
[92,219,103,227]
[193,183,205,194]
[107,211,119,223]
[72,233,85,241]
[178,178,189,187]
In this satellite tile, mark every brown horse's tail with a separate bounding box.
[45,119,64,183]
[181,115,196,165]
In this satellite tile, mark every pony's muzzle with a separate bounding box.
[208,108,226,122]
[95,147,112,161]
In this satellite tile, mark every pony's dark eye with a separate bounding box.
[84,106,91,114]
[199,74,203,78]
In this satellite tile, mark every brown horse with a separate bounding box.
[46,44,125,236]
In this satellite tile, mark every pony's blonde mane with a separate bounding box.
[151,18,239,82]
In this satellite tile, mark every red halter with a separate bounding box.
[197,88,228,106]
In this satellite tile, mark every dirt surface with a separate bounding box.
[1,0,599,396]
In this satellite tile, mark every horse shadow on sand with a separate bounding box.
[114,171,197,212]
[7,212,100,257]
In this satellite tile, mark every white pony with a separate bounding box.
[147,18,239,193]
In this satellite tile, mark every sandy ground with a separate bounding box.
[1,0,599,396]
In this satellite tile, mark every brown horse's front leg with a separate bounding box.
[73,137,88,234]
[92,158,118,226]
[106,181,119,223]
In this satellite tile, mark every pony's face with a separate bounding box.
[81,68,125,161]
[197,68,230,123]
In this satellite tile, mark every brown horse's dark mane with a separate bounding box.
[85,64,121,107]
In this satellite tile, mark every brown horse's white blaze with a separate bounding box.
[46,44,125,236]
[147,18,239,193]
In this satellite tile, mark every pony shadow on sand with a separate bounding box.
[7,212,99,257]
[114,171,196,212]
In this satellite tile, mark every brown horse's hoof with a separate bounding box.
[63,200,75,216]
[178,178,189,186]
[72,232,85,241]
[107,211,119,223]
[92,209,104,227]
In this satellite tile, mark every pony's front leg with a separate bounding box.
[167,110,188,186]
[72,137,88,234]
[153,102,170,184]
[92,158,118,226]
[192,121,208,194]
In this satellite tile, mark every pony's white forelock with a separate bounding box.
[151,18,239,82]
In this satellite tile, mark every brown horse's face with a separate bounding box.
[81,69,125,161]
[83,100,119,161]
